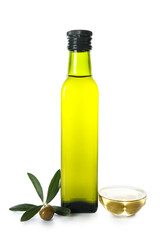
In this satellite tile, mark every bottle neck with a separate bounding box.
[68,51,92,77]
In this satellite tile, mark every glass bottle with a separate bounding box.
[61,30,98,213]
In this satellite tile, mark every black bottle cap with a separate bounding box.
[67,30,92,52]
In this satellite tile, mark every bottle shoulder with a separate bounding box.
[61,76,98,92]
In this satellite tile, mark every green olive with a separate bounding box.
[126,201,143,215]
[39,205,54,221]
[107,201,124,215]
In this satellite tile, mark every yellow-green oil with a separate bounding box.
[99,195,146,216]
[61,51,98,212]
[99,187,146,216]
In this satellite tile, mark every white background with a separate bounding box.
[0,0,160,239]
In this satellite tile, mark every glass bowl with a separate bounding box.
[99,186,147,216]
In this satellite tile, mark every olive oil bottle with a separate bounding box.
[61,30,98,213]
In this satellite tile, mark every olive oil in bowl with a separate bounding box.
[99,186,147,216]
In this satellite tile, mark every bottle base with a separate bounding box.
[61,201,98,213]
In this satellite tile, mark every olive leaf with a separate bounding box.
[9,169,66,222]
[9,204,37,211]
[53,206,71,216]
[27,173,44,202]
[46,169,61,204]
[21,205,43,222]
